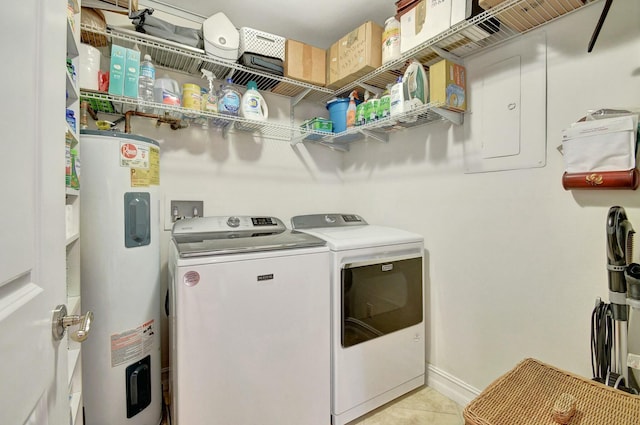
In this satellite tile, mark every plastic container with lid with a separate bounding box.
[382,16,401,65]
[153,75,180,106]
[153,74,180,118]
[182,83,202,111]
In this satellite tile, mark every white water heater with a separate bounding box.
[80,130,162,425]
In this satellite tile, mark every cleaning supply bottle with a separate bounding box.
[200,69,218,114]
[200,69,218,129]
[378,84,392,120]
[346,90,358,128]
[138,54,155,113]
[240,81,268,121]
[390,76,406,118]
[217,78,241,117]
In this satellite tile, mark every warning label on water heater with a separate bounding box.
[110,319,155,368]
[120,142,149,169]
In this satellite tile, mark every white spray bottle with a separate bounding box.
[200,69,217,114]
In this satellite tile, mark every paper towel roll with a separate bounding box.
[79,43,101,90]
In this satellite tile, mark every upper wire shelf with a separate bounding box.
[79,23,335,103]
[78,0,598,146]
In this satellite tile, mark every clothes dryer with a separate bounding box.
[292,213,425,425]
[168,216,330,425]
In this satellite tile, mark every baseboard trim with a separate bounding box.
[426,364,481,407]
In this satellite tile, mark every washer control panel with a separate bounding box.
[173,216,284,235]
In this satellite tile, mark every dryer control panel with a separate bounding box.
[291,214,368,229]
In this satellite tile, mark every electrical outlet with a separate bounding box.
[169,200,204,225]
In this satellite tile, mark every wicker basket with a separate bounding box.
[463,358,640,425]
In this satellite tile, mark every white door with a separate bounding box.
[0,0,69,424]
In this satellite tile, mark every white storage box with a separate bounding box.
[561,115,639,173]
[239,27,286,61]
[401,0,452,54]
[203,12,239,61]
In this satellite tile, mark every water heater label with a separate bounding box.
[110,319,155,368]
[120,142,150,169]
[130,146,160,188]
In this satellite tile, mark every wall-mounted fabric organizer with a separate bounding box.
[561,113,639,190]
[562,169,639,190]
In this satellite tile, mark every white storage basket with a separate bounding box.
[238,27,286,61]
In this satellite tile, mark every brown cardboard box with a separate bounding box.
[284,39,326,86]
[326,21,383,89]
[429,59,466,112]
[478,0,583,32]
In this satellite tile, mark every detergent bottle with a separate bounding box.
[240,81,268,121]
[389,76,406,118]
[346,90,358,128]
[218,78,241,117]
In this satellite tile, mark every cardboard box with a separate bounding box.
[284,40,326,86]
[108,44,126,96]
[478,0,583,32]
[326,21,383,89]
[429,59,466,111]
[123,48,140,98]
[400,0,452,54]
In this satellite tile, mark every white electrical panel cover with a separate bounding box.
[463,31,547,173]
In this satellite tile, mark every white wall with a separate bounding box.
[341,1,640,400]
[95,1,640,405]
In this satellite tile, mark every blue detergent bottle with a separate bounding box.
[217,78,241,117]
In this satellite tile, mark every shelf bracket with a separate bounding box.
[291,88,312,107]
[358,83,384,97]
[360,129,389,143]
[430,46,462,63]
[432,107,464,125]
[290,134,306,146]
[318,141,350,152]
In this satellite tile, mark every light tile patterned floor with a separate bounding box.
[347,386,464,425]
[162,386,464,425]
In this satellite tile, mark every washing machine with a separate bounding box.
[291,214,425,425]
[168,216,331,425]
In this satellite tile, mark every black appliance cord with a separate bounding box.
[591,301,614,381]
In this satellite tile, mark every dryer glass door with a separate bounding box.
[341,255,423,348]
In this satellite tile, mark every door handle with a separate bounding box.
[52,304,94,342]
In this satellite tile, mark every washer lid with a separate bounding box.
[291,214,422,251]
[172,216,326,257]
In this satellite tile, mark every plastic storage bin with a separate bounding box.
[238,27,286,61]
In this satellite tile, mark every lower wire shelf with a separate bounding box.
[292,102,464,151]
[80,90,463,148]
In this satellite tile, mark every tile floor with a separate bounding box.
[347,386,464,425]
[162,386,464,425]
